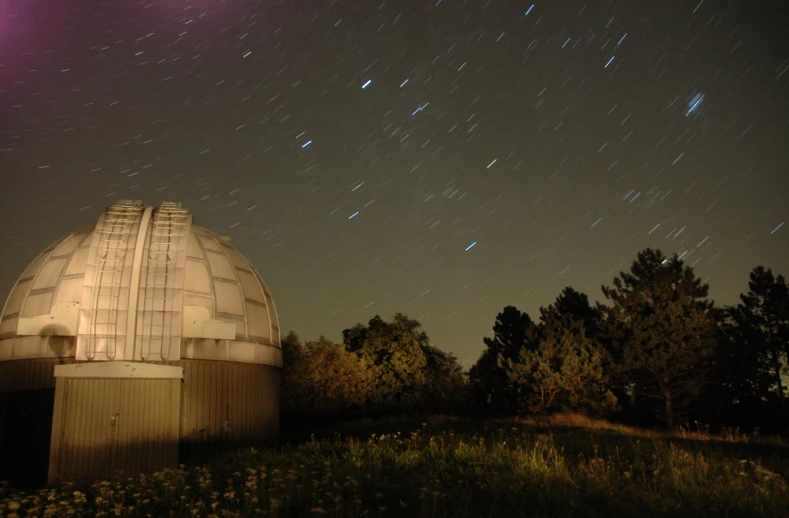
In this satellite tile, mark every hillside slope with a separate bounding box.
[2,414,788,517]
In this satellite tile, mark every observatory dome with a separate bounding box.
[0,199,281,365]
[0,200,282,486]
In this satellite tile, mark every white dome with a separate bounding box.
[0,200,281,366]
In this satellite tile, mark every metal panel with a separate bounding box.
[49,376,180,483]
[50,232,84,258]
[2,358,279,484]
[213,281,244,316]
[64,246,90,276]
[224,246,254,272]
[206,251,236,280]
[0,359,75,486]
[182,306,236,339]
[180,338,282,367]
[54,362,183,379]
[236,269,263,302]
[245,301,271,341]
[54,277,86,304]
[184,258,212,293]
[178,361,279,463]
[253,269,281,348]
[197,234,222,252]
[17,302,80,336]
[31,258,69,291]
[19,291,54,318]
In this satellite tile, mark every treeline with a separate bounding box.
[281,247,789,434]
[280,314,468,424]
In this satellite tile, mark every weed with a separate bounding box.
[1,415,787,517]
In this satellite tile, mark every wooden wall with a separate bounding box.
[0,358,279,486]
[176,360,280,463]
[0,358,77,487]
[48,377,181,483]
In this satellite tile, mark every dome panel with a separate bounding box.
[236,269,263,303]
[65,246,90,276]
[31,258,68,291]
[54,277,84,304]
[184,258,212,294]
[21,292,53,318]
[254,271,279,345]
[259,280,276,311]
[246,301,271,339]
[223,245,254,272]
[206,251,236,280]
[2,279,29,317]
[186,233,203,258]
[213,281,244,316]
[19,239,62,280]
[0,318,15,337]
[51,230,87,257]
[183,293,212,310]
[197,234,222,252]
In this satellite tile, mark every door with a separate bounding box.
[52,377,180,481]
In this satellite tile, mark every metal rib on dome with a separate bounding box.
[0,200,281,366]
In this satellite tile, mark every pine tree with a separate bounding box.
[726,267,789,429]
[601,248,716,431]
[469,306,538,415]
[505,319,617,416]
[504,288,616,416]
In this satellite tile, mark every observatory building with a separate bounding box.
[0,200,281,486]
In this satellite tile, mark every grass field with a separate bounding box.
[1,414,787,517]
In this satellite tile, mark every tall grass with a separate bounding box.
[1,415,787,517]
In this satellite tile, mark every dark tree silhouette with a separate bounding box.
[707,306,772,430]
[544,286,604,341]
[281,255,789,437]
[716,267,789,430]
[280,330,303,367]
[601,248,716,431]
[469,306,539,415]
[421,343,468,414]
[505,288,617,416]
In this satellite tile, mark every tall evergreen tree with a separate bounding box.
[601,248,716,430]
[545,286,603,341]
[505,295,617,416]
[723,267,789,429]
[469,306,538,415]
[707,306,771,429]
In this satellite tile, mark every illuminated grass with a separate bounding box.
[1,415,787,517]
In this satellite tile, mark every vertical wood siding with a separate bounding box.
[50,378,180,482]
[0,358,279,485]
[0,358,76,486]
[178,360,280,463]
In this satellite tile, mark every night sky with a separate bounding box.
[1,0,787,366]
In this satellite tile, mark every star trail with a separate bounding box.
[0,0,787,365]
